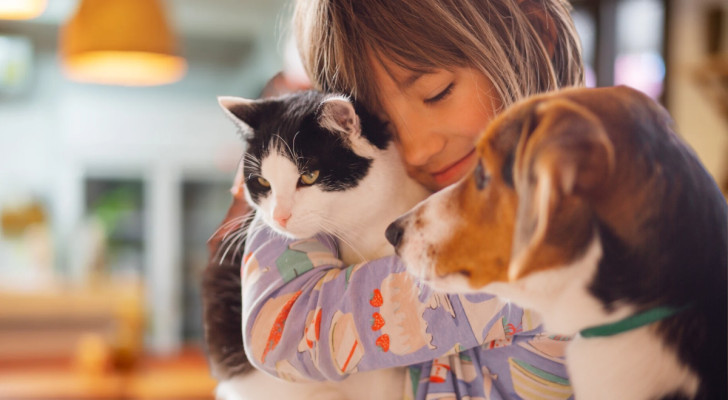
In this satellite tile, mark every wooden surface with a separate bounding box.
[0,347,217,400]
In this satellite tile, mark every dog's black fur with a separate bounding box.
[588,92,726,400]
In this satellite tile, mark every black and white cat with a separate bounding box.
[210,91,430,400]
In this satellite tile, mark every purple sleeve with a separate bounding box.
[241,217,539,382]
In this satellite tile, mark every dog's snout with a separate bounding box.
[385,221,404,248]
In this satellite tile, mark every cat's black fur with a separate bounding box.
[231,91,391,203]
[202,90,392,380]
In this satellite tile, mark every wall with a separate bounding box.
[668,0,728,185]
[0,6,287,352]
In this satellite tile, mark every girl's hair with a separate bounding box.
[293,0,584,112]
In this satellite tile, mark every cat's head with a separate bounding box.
[218,90,390,238]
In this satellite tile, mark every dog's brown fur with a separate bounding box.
[428,129,518,286]
[391,85,727,399]
[426,86,685,285]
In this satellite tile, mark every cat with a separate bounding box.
[206,90,430,400]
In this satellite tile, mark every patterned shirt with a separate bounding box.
[242,217,574,399]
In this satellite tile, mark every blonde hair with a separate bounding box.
[294,0,584,112]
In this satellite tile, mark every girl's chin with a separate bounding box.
[411,168,470,192]
[409,151,477,191]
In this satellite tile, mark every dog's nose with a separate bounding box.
[385,221,404,248]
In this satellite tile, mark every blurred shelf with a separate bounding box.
[0,347,216,400]
[0,284,143,360]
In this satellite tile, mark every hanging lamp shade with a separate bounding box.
[60,0,186,86]
[0,0,46,20]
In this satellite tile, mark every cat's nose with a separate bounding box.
[385,221,404,249]
[274,213,291,227]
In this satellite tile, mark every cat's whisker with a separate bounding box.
[216,225,245,262]
[232,229,251,259]
[317,219,367,263]
[218,239,238,264]
[242,150,260,164]
[214,213,258,265]
[219,227,249,264]
[242,155,261,170]
[275,134,298,164]
[291,131,303,162]
[216,217,251,252]
[316,214,369,243]
[243,152,259,163]
[209,212,254,243]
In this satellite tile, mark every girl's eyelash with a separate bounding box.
[424,83,454,104]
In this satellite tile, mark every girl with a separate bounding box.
[205,0,584,398]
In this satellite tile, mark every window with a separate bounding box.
[571,0,669,102]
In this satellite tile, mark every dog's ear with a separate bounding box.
[509,98,615,281]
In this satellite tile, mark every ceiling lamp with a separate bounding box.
[0,0,47,20]
[59,0,186,86]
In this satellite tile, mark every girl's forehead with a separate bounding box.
[370,52,441,91]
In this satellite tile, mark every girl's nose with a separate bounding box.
[393,117,446,167]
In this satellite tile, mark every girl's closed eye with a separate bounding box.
[424,82,455,104]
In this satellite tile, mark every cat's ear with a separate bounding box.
[218,96,261,135]
[318,95,361,138]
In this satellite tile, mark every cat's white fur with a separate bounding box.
[253,145,428,264]
[218,96,429,400]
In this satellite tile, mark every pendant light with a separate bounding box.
[0,0,46,20]
[60,0,186,86]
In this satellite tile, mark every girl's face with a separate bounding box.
[372,57,502,191]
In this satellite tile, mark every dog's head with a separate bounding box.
[387,86,685,291]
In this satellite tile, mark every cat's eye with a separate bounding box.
[256,176,270,187]
[474,160,490,190]
[300,170,320,185]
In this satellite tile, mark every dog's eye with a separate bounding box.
[474,161,490,190]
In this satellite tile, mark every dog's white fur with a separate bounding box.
[398,188,700,399]
[391,184,474,292]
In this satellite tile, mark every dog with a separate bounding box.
[386,86,727,400]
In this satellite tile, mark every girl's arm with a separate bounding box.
[241,216,537,382]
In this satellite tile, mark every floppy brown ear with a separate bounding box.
[509,98,615,281]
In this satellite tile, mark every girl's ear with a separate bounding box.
[218,96,261,136]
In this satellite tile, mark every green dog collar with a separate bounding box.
[580,305,690,339]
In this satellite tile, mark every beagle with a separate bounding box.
[386,86,727,400]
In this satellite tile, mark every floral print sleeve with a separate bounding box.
[241,217,574,399]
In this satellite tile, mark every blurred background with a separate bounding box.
[0,0,725,398]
